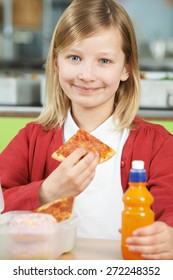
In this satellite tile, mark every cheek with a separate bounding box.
[103,72,121,91]
[59,67,77,90]
[58,67,74,98]
[58,68,72,92]
[58,58,73,81]
[59,67,69,81]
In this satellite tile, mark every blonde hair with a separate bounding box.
[37,0,140,130]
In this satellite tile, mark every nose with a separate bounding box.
[78,62,96,82]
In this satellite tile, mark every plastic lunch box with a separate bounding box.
[0,211,77,260]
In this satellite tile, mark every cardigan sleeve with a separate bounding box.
[0,122,60,212]
[148,133,173,227]
[121,119,173,227]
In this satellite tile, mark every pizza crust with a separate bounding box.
[34,196,74,222]
[52,129,116,164]
[99,151,115,163]
[52,153,66,162]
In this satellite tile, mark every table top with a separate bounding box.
[59,238,123,260]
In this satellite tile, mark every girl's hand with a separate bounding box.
[126,221,173,259]
[39,148,99,205]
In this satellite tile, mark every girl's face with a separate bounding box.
[56,27,129,113]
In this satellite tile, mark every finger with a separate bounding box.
[77,169,97,193]
[62,148,88,166]
[73,155,99,192]
[127,241,166,255]
[128,244,170,260]
[132,221,166,237]
[73,151,99,174]
[56,152,98,195]
[126,231,168,257]
[141,252,171,260]
[126,230,166,247]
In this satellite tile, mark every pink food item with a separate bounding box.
[8,212,57,230]
[7,213,58,259]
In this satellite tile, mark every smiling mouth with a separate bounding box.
[74,84,101,92]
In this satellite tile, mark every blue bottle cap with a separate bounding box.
[129,169,146,182]
[129,160,146,182]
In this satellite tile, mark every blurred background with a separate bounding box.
[0,0,173,151]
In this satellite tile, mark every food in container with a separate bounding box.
[0,211,77,260]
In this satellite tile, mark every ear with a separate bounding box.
[120,64,130,81]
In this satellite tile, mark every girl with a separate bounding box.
[1,0,173,259]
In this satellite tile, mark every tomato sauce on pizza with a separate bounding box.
[52,129,116,164]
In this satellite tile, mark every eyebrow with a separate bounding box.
[97,51,117,57]
[66,48,117,57]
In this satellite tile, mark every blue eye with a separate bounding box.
[69,56,81,61]
[100,59,110,64]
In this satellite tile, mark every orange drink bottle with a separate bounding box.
[121,160,154,260]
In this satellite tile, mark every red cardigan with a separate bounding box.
[1,117,173,226]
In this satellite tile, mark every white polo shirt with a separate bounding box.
[64,111,129,239]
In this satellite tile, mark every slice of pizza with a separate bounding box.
[34,196,74,222]
[52,129,116,164]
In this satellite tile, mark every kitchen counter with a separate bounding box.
[0,105,173,120]
[0,105,42,117]
[139,108,173,120]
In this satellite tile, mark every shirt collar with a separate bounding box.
[64,109,117,142]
